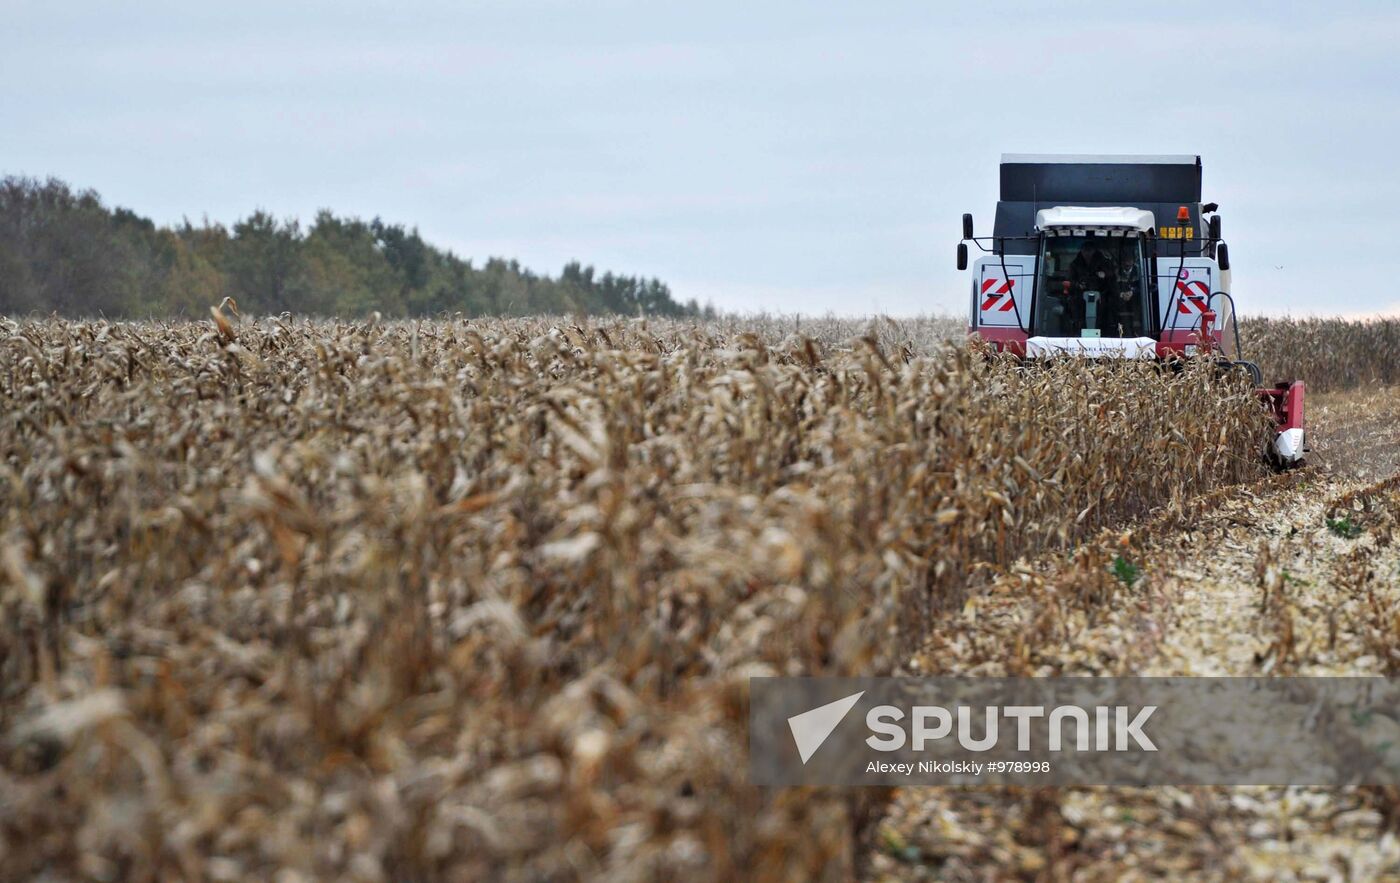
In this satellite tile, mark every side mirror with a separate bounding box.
[962,213,974,240]
[1208,215,1221,240]
[956,242,968,271]
[1217,242,1230,271]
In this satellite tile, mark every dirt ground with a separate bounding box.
[869,388,1400,881]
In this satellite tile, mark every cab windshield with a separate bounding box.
[1035,234,1152,338]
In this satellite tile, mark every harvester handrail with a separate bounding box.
[1208,291,1244,361]
[997,241,1029,333]
[962,234,1039,254]
[1159,237,1193,338]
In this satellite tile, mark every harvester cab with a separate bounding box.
[956,154,1306,466]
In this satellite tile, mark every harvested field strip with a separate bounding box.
[0,317,1270,880]
[877,411,1400,880]
[1305,386,1400,481]
[905,470,1312,680]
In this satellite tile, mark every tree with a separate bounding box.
[224,212,308,314]
[0,176,704,319]
[150,231,225,317]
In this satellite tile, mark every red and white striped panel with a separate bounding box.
[1175,279,1210,315]
[980,277,1017,312]
[976,263,1031,328]
[1158,265,1216,330]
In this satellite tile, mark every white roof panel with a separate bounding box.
[1035,206,1155,231]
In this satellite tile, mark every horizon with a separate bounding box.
[4,2,1400,318]
[11,171,1398,323]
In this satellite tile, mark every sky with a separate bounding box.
[3,0,1399,317]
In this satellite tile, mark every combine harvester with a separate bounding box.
[956,154,1306,466]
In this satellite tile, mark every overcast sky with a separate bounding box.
[4,1,1398,317]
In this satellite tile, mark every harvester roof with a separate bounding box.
[993,154,1205,256]
[1034,206,1155,232]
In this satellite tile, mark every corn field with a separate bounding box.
[1238,316,1400,392]
[668,313,1400,394]
[0,315,1283,880]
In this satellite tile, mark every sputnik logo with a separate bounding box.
[787,691,864,764]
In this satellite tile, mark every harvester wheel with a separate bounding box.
[1233,360,1263,386]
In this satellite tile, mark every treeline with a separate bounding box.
[0,176,707,319]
